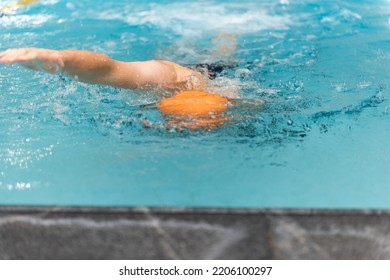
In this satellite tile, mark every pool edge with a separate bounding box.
[0,206,389,259]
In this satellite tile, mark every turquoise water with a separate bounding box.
[1,0,390,208]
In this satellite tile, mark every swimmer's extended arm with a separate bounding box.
[0,48,204,90]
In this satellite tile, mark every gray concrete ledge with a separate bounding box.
[0,206,389,259]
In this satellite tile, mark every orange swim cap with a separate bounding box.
[158,90,228,118]
[158,90,230,130]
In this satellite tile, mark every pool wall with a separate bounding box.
[0,206,389,259]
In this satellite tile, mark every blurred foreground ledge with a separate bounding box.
[0,206,389,259]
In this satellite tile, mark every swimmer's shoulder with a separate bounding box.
[157,60,206,90]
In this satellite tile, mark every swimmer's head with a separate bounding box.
[158,90,230,130]
[158,90,228,118]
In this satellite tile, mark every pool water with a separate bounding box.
[1,0,390,208]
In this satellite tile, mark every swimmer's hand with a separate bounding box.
[0,48,64,73]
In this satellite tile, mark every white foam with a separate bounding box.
[40,0,60,5]
[4,143,54,169]
[7,182,32,190]
[94,2,292,36]
[331,82,347,93]
[0,14,54,28]
[342,9,361,20]
[357,80,372,89]
[321,8,362,25]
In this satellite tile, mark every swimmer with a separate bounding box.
[0,48,261,130]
